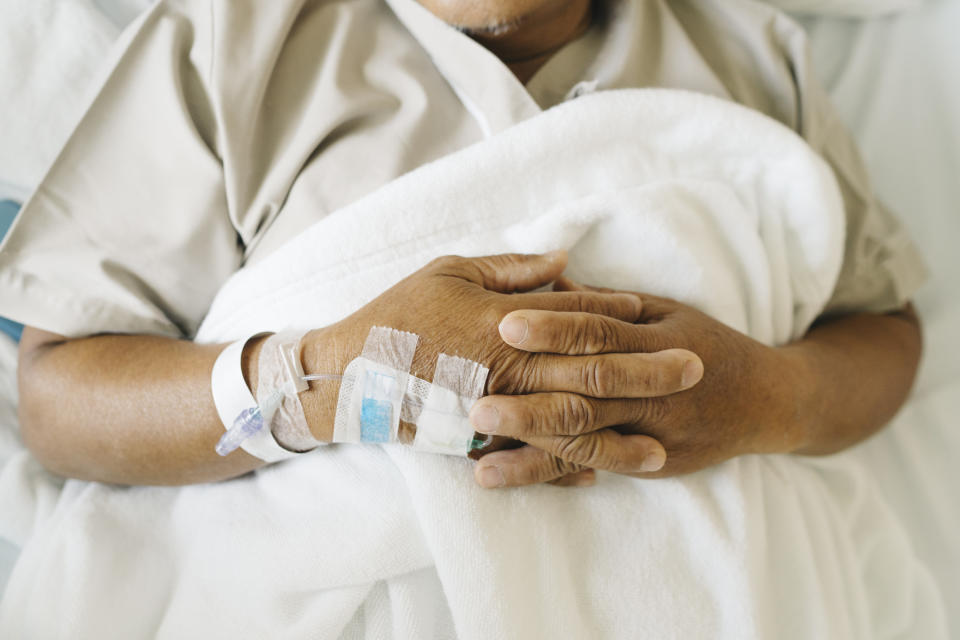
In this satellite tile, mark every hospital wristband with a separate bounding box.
[211,333,299,463]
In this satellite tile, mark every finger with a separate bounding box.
[517,350,704,397]
[552,277,679,321]
[474,444,587,488]
[552,275,607,293]
[549,469,597,487]
[499,309,651,354]
[512,291,643,323]
[470,393,641,438]
[429,251,567,293]
[523,430,667,475]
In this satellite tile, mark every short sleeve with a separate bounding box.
[0,0,240,339]
[782,19,928,315]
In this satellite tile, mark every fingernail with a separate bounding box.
[478,465,506,488]
[681,359,704,389]
[640,450,666,473]
[499,316,528,344]
[470,405,501,433]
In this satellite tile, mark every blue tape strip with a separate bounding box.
[360,370,396,443]
[360,398,393,443]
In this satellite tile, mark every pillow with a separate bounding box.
[761,0,922,16]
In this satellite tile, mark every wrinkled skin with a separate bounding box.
[297,253,700,478]
[470,277,805,487]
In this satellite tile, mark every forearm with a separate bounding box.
[17,328,273,485]
[782,304,922,455]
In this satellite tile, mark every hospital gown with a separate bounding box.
[0,0,926,337]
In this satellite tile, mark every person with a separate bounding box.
[0,0,926,488]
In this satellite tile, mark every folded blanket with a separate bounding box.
[0,89,944,639]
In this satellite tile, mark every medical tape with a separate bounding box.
[332,326,419,444]
[411,354,489,456]
[331,327,490,456]
[256,331,322,452]
[399,376,432,444]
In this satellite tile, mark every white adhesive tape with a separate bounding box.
[257,331,320,453]
[331,328,489,457]
[413,354,489,456]
[333,327,418,444]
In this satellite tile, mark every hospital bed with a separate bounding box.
[0,0,957,633]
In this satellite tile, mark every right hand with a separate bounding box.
[296,252,696,481]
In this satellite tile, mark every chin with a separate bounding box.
[417,0,561,31]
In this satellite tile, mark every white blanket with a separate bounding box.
[0,90,946,638]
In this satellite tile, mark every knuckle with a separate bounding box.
[485,363,514,395]
[427,254,461,272]
[428,254,485,284]
[553,435,595,465]
[580,358,623,397]
[547,454,582,478]
[522,398,552,438]
[487,353,538,395]
[562,293,592,314]
[563,316,608,354]
[556,318,586,353]
[591,317,617,353]
[482,301,507,327]
[559,393,596,434]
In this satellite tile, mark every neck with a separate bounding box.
[464,0,593,84]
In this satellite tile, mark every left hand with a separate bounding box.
[471,277,807,488]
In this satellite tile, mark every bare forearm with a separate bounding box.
[783,304,922,455]
[18,328,270,485]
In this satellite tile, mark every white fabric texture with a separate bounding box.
[760,0,922,16]
[2,0,959,634]
[0,0,151,201]
[0,89,945,639]
[797,0,960,628]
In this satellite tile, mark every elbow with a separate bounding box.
[18,358,64,477]
[17,340,86,480]
[895,302,923,383]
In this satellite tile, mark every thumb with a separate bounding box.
[433,250,568,293]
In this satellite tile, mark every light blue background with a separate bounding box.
[0,200,23,342]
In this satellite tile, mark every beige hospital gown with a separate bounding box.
[0,0,926,339]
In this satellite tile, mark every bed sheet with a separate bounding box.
[0,0,957,627]
[0,336,20,600]
[799,0,960,626]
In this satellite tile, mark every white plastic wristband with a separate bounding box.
[211,334,299,463]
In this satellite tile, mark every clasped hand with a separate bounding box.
[467,264,805,489]
[306,251,801,489]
